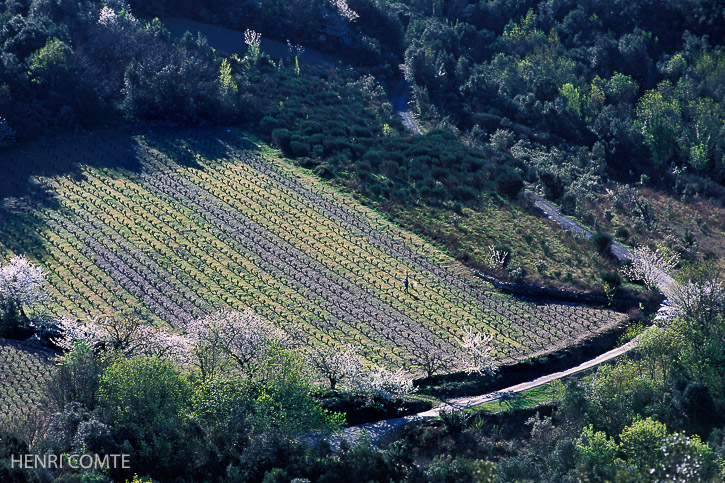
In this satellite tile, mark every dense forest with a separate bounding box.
[2,0,724,218]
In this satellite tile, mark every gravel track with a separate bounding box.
[333,338,639,448]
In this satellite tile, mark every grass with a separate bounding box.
[465,380,566,414]
[0,128,628,374]
[386,196,614,287]
[578,188,725,274]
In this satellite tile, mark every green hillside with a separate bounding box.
[0,129,627,372]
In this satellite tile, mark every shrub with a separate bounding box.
[590,232,613,255]
[290,140,311,158]
[313,164,334,179]
[507,262,525,282]
[96,356,191,431]
[600,271,622,287]
[538,170,565,200]
[271,129,291,153]
[615,226,630,240]
[258,116,279,135]
[494,167,524,197]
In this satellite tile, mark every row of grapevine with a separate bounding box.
[0,129,629,373]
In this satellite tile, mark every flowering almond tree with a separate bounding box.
[352,366,416,401]
[305,344,363,390]
[244,29,262,64]
[669,279,725,325]
[54,314,191,362]
[184,310,287,378]
[0,256,49,320]
[321,0,359,44]
[487,245,508,270]
[460,326,498,375]
[620,246,679,293]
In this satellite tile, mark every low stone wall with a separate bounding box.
[472,269,660,312]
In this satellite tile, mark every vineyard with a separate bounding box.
[0,129,629,372]
[0,339,56,424]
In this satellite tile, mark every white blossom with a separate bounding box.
[460,326,498,375]
[0,256,49,310]
[486,245,508,270]
[287,39,305,58]
[330,0,359,21]
[53,317,102,352]
[620,246,679,293]
[53,314,190,363]
[137,327,194,365]
[669,279,725,324]
[184,310,286,375]
[353,367,416,401]
[243,29,262,63]
[244,29,261,47]
[306,344,363,390]
[98,6,117,26]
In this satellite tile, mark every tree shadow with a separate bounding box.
[139,127,261,171]
[0,127,260,263]
[0,130,146,261]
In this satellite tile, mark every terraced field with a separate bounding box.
[0,338,56,424]
[0,129,628,372]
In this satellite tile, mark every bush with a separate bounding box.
[615,227,630,241]
[271,129,291,154]
[507,262,526,282]
[259,116,279,135]
[494,167,524,197]
[0,431,40,483]
[290,140,311,158]
[97,356,191,431]
[590,232,613,255]
[600,271,622,287]
[0,300,32,340]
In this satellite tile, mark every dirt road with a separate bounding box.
[333,338,639,447]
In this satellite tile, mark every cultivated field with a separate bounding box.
[0,129,628,372]
[0,338,56,424]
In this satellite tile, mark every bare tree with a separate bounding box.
[410,347,454,379]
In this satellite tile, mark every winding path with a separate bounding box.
[523,191,677,292]
[390,73,424,136]
[334,337,639,447]
[158,16,676,446]
[331,108,680,449]
[331,182,677,449]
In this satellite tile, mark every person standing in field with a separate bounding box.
[404,273,409,293]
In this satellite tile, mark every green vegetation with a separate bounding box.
[1,0,724,481]
[466,380,565,414]
[386,267,725,482]
[0,129,627,370]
